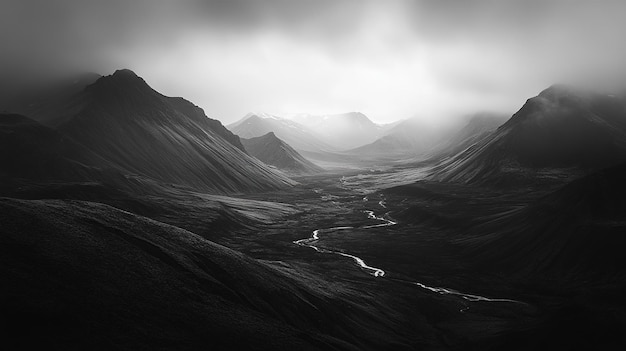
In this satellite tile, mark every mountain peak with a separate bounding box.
[93,69,149,88]
[252,132,282,145]
[348,111,366,118]
[241,132,323,174]
[86,69,157,105]
[112,69,140,78]
[537,84,580,101]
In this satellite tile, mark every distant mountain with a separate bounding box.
[241,132,324,174]
[430,85,626,186]
[348,118,447,156]
[0,72,102,127]
[5,69,295,194]
[292,112,384,150]
[228,113,335,153]
[427,112,507,160]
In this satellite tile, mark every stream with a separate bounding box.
[293,188,526,306]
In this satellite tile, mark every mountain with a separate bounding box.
[427,112,507,160]
[292,112,384,150]
[228,113,336,153]
[0,115,300,244]
[348,118,448,156]
[18,69,296,194]
[228,112,388,154]
[463,161,626,279]
[0,72,102,127]
[429,85,626,186]
[241,132,324,174]
[0,113,109,182]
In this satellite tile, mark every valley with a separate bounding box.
[2,70,626,350]
[4,1,626,349]
[218,166,625,349]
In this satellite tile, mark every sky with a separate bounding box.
[2,0,626,124]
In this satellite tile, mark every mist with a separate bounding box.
[2,0,626,124]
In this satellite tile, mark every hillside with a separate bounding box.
[461,162,626,279]
[0,197,395,350]
[0,114,109,182]
[427,112,507,160]
[429,86,626,186]
[0,72,101,127]
[241,132,324,174]
[45,69,295,193]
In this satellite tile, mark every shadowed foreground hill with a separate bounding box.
[430,86,626,186]
[462,162,626,279]
[0,198,411,350]
[23,69,295,194]
[241,132,324,175]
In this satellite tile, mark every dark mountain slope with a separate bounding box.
[462,162,626,279]
[0,197,415,350]
[55,70,294,193]
[0,114,109,181]
[0,113,299,243]
[167,96,246,152]
[0,72,101,127]
[241,132,324,174]
[430,86,626,186]
[0,198,327,350]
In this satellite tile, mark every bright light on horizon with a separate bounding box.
[3,0,626,125]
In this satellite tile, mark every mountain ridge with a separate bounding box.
[228,113,337,153]
[429,86,626,186]
[7,69,295,194]
[241,132,324,174]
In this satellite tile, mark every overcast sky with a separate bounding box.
[2,0,626,124]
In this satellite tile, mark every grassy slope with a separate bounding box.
[0,198,364,350]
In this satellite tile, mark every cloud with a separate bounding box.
[2,0,626,123]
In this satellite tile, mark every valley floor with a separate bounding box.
[235,168,626,350]
[3,165,625,350]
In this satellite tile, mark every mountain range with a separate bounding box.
[3,69,295,194]
[228,113,336,153]
[228,112,392,153]
[3,68,626,350]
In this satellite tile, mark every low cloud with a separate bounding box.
[2,0,626,123]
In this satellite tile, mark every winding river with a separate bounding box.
[294,190,525,306]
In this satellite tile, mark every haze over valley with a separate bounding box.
[2,1,626,350]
